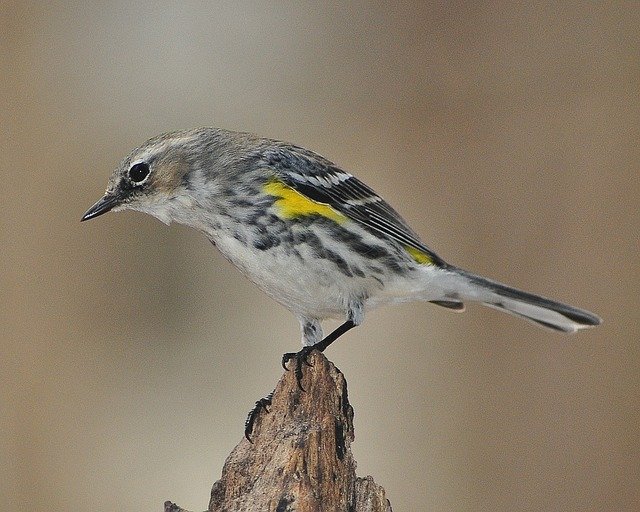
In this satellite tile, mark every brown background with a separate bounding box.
[2,2,638,511]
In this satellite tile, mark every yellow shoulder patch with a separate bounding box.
[405,245,434,265]
[263,179,347,224]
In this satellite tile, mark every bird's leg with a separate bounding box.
[244,389,275,442]
[247,316,359,438]
[282,319,356,390]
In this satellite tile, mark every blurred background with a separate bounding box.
[2,2,638,511]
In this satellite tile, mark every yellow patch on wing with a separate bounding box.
[405,245,434,265]
[264,179,347,224]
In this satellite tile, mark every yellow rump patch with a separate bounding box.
[405,245,434,265]
[263,179,347,224]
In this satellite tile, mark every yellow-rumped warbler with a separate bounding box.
[82,127,601,380]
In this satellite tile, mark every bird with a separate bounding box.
[82,127,601,389]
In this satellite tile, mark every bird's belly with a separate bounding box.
[211,232,371,319]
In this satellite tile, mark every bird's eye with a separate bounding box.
[129,162,150,184]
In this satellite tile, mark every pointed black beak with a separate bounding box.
[81,193,121,221]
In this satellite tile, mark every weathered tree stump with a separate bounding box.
[165,351,392,512]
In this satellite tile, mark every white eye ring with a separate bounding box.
[128,162,151,184]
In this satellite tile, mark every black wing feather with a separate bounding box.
[262,145,445,266]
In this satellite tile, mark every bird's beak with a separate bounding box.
[81,193,121,221]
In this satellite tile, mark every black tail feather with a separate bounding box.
[451,267,602,332]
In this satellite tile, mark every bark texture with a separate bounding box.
[164,351,391,512]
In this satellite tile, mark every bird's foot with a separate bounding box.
[244,390,274,442]
[281,346,316,391]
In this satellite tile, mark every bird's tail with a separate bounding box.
[439,266,601,333]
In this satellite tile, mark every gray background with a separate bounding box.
[2,2,638,511]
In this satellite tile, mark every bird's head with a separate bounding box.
[81,128,248,226]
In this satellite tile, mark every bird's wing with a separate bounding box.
[262,145,444,266]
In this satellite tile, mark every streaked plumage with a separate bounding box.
[82,127,601,350]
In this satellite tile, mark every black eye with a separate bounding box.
[129,162,150,184]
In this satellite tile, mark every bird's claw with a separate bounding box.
[244,391,274,442]
[282,346,315,390]
[246,347,317,441]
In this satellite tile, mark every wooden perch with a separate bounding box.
[164,351,392,512]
